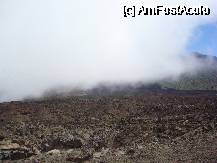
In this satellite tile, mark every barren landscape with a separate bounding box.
[1,91,217,162]
[1,0,217,162]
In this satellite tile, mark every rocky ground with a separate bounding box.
[1,92,217,162]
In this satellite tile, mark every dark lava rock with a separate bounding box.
[0,140,35,160]
[1,92,217,162]
[41,137,83,152]
[66,154,92,163]
[0,148,35,160]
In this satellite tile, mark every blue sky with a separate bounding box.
[188,22,217,56]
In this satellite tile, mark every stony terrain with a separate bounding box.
[1,91,217,162]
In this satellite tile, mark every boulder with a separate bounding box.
[0,140,35,160]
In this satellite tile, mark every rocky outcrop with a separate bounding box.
[0,140,35,160]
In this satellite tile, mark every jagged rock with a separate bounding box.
[0,140,20,150]
[0,140,35,160]
[42,138,82,151]
[0,135,4,141]
[93,148,109,158]
[47,149,61,156]
[41,135,83,152]
[66,149,92,162]
[1,92,217,162]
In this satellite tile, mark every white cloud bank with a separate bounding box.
[0,0,217,101]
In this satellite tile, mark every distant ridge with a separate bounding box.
[40,53,217,99]
[87,53,217,94]
[160,53,217,91]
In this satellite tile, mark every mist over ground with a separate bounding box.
[0,0,217,101]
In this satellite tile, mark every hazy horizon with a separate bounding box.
[0,0,217,102]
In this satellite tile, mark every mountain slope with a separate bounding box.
[160,54,217,91]
[40,53,217,100]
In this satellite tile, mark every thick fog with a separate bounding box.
[0,0,217,101]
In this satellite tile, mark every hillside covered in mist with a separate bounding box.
[160,53,217,91]
[40,53,217,99]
